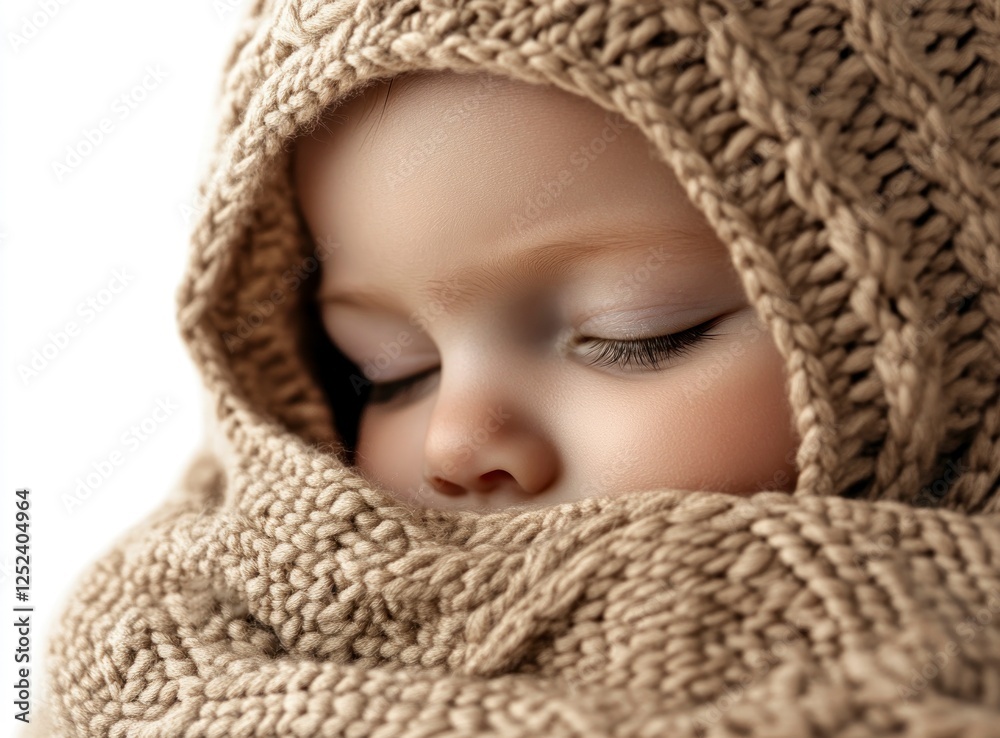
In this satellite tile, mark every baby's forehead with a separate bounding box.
[295,71,715,287]
[301,70,639,169]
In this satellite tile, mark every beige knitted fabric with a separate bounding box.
[32,0,1000,735]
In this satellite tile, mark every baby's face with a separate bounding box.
[294,71,799,511]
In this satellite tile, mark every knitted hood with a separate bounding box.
[36,1,1000,736]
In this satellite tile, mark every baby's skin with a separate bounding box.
[293,70,799,511]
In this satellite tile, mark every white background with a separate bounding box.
[1,1,245,733]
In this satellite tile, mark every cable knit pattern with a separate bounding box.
[30,0,1000,735]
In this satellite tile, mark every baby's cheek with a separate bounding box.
[355,403,431,503]
[659,331,798,493]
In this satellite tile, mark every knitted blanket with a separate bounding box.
[34,0,1000,736]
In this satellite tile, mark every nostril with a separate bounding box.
[479,470,513,490]
[429,475,464,496]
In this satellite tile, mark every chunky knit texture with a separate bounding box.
[32,0,1000,735]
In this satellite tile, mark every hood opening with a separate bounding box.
[175,1,1000,515]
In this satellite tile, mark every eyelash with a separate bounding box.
[576,315,725,371]
[367,366,439,405]
[365,315,726,405]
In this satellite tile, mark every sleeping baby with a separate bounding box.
[293,70,800,510]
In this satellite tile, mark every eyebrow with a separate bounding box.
[318,222,714,317]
